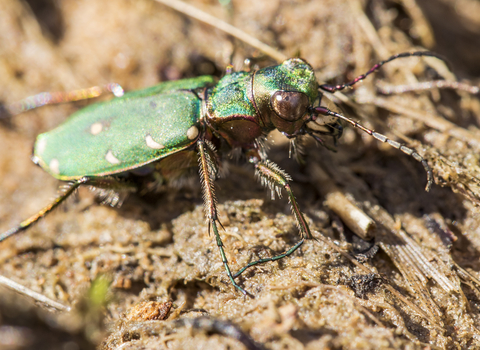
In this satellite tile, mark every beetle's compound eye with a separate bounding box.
[271,91,309,121]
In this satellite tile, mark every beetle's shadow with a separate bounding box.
[114,161,271,232]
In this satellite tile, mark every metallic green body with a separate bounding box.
[207,72,256,119]
[33,59,319,180]
[34,76,214,180]
[1,53,442,296]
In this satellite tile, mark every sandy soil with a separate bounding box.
[0,0,480,349]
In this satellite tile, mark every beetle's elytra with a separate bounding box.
[1,52,445,295]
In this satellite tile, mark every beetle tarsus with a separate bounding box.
[0,225,24,243]
[233,238,305,279]
[211,217,248,295]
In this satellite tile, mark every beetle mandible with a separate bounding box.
[0,51,444,295]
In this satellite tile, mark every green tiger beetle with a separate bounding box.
[0,52,445,295]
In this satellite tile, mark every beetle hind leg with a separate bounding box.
[0,177,90,242]
[0,176,138,243]
[3,84,124,117]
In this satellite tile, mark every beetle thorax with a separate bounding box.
[204,59,319,148]
[204,71,264,148]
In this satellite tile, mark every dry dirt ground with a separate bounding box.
[1,0,480,349]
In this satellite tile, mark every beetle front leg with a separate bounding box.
[197,140,247,295]
[233,155,312,279]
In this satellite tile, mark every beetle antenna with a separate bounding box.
[319,51,450,93]
[312,106,433,191]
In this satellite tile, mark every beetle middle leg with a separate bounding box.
[233,153,312,279]
[196,140,247,295]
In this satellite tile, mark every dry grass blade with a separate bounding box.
[377,80,480,95]
[312,162,376,240]
[310,154,480,342]
[399,0,435,48]
[0,275,70,312]
[359,96,480,149]
[309,163,444,329]
[154,0,287,63]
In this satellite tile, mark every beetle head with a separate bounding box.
[252,58,318,136]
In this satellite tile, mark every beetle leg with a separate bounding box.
[88,176,138,207]
[197,140,247,295]
[0,177,90,242]
[253,158,313,239]
[233,156,312,279]
[3,84,124,117]
[0,176,139,243]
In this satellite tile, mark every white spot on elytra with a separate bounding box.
[36,138,47,154]
[90,122,103,135]
[49,158,60,174]
[145,134,164,149]
[105,150,121,164]
[186,126,199,140]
